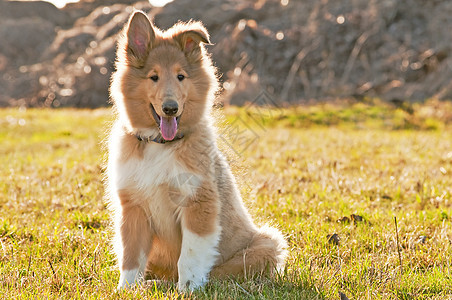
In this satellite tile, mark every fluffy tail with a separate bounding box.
[211,224,288,279]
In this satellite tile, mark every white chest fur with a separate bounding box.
[110,142,202,206]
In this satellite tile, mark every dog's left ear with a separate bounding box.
[174,23,210,60]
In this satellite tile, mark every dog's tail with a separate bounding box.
[211,224,288,278]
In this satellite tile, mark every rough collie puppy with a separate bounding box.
[106,10,287,291]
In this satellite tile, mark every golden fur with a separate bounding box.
[106,11,287,290]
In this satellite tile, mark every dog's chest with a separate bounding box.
[114,143,202,206]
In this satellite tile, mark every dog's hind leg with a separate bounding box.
[210,225,287,279]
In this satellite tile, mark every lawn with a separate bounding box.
[0,100,451,299]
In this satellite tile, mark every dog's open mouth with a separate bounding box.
[150,103,181,141]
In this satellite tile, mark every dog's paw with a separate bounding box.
[116,280,137,291]
[177,277,206,292]
[116,268,142,290]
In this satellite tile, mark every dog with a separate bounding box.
[106,10,287,291]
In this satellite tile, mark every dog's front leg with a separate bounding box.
[177,182,221,291]
[116,190,153,290]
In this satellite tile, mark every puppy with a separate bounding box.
[106,10,287,291]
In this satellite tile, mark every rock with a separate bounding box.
[327,233,340,245]
[339,291,350,300]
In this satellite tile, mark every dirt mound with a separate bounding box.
[1,0,452,107]
[156,0,452,105]
[0,0,151,107]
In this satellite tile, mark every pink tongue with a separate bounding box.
[160,117,178,141]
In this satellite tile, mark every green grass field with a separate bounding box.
[1,100,451,299]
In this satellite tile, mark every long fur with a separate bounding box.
[106,10,287,291]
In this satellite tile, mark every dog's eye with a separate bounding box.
[150,75,159,82]
[177,74,185,81]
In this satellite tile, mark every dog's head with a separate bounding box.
[111,11,217,141]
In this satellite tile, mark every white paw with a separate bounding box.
[117,268,142,290]
[177,276,207,292]
[176,227,220,292]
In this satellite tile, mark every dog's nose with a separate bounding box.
[162,100,178,116]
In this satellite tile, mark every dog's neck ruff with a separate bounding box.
[135,132,184,144]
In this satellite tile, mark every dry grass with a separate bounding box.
[0,100,451,299]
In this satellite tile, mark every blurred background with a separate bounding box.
[1,0,452,108]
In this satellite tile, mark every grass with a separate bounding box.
[0,99,451,299]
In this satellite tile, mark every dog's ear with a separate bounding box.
[124,11,155,67]
[174,22,210,61]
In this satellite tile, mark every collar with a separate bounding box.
[135,132,184,144]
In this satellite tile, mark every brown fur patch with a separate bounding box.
[117,189,153,270]
[118,131,144,161]
[182,181,219,236]
[146,237,179,280]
